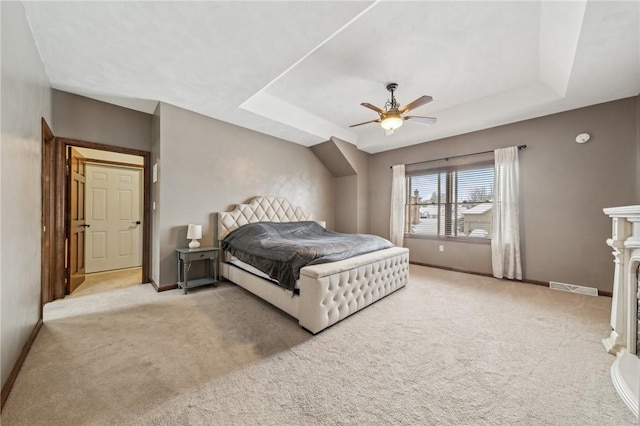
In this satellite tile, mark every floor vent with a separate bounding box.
[549,281,598,296]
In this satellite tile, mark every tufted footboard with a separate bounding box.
[297,247,409,334]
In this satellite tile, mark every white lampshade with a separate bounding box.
[380,114,404,131]
[187,224,202,240]
[187,224,202,249]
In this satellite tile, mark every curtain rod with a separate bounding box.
[391,144,527,169]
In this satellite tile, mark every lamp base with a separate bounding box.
[188,239,200,249]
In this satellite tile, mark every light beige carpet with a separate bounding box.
[69,267,142,298]
[1,265,636,425]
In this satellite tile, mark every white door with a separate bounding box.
[85,164,142,273]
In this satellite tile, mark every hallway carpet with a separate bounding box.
[69,267,142,298]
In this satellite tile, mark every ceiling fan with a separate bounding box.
[350,83,436,135]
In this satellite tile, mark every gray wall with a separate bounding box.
[310,138,370,234]
[332,137,370,233]
[155,102,334,286]
[637,95,640,202]
[335,175,358,232]
[369,97,638,293]
[52,90,153,151]
[1,1,52,389]
[46,93,335,288]
[151,104,161,284]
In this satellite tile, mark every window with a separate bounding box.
[405,163,494,239]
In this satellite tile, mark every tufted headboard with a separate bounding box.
[218,196,313,241]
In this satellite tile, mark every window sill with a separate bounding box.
[404,234,491,245]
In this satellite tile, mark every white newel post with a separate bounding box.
[602,215,631,353]
[603,206,640,418]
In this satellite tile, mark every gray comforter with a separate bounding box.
[221,221,394,291]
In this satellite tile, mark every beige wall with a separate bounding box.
[1,1,52,388]
[53,90,152,151]
[370,98,638,293]
[155,102,334,286]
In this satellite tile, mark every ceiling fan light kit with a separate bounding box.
[380,113,404,130]
[349,83,437,135]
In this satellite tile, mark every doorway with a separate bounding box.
[73,147,145,296]
[42,134,151,305]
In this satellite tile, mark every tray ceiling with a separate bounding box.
[23,1,640,153]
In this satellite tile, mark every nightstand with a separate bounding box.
[176,247,219,294]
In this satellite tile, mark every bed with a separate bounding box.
[217,196,409,334]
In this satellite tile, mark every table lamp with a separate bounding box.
[187,224,202,249]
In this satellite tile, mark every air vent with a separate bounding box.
[549,281,598,296]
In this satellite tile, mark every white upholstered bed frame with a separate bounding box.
[217,196,409,334]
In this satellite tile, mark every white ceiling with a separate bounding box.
[23,1,640,154]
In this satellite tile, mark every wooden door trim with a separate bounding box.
[40,118,55,313]
[61,138,152,285]
[59,137,150,157]
[48,138,151,300]
[53,135,68,300]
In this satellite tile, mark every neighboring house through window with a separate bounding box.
[405,161,494,240]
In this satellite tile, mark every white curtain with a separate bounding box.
[390,164,406,247]
[491,147,522,280]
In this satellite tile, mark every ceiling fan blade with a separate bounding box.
[349,119,381,128]
[405,116,437,125]
[399,95,433,114]
[360,102,385,114]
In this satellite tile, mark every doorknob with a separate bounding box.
[81,224,90,228]
[134,220,141,225]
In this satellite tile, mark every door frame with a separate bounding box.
[44,135,151,303]
[41,118,56,311]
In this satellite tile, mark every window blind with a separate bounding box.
[405,162,494,239]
